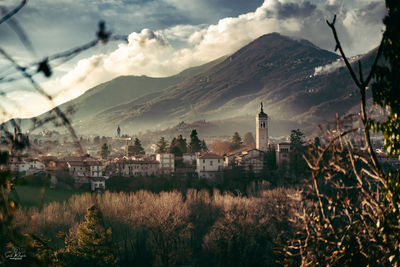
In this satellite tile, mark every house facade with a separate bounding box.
[65,156,105,188]
[225,149,266,174]
[115,159,160,177]
[276,143,291,166]
[9,158,45,175]
[196,153,224,179]
[237,149,266,173]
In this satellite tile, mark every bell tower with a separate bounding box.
[256,102,268,151]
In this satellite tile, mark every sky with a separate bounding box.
[0,0,387,122]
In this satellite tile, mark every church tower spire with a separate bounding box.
[256,102,268,151]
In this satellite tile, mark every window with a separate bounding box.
[203,166,205,171]
[210,160,213,166]
[218,159,220,163]
[203,159,205,163]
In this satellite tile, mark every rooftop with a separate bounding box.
[198,153,223,159]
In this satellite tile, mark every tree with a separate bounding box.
[243,132,255,147]
[231,132,242,150]
[100,143,110,160]
[189,129,202,153]
[371,0,400,158]
[132,138,145,155]
[289,129,305,147]
[289,129,307,179]
[286,5,400,265]
[201,139,208,152]
[57,205,117,266]
[265,146,277,171]
[169,135,187,157]
[156,137,168,153]
[369,1,400,264]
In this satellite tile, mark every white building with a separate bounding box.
[256,102,269,151]
[116,159,160,177]
[10,158,45,175]
[65,156,104,184]
[276,143,291,166]
[156,153,174,174]
[225,148,267,174]
[90,178,106,192]
[196,153,224,179]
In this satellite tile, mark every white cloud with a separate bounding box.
[314,59,344,76]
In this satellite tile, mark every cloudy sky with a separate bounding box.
[0,0,386,121]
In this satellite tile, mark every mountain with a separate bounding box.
[4,56,226,133]
[6,33,378,137]
[86,33,342,133]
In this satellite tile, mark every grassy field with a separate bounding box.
[12,185,88,208]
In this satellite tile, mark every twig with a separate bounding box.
[0,0,27,25]
[326,15,385,180]
[0,47,84,155]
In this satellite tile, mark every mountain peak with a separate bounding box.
[239,32,323,55]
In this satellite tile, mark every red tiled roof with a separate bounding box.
[117,160,159,164]
[198,153,223,159]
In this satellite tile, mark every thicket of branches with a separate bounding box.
[14,188,302,266]
[283,1,400,265]
[0,1,128,265]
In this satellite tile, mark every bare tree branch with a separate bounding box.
[0,0,27,25]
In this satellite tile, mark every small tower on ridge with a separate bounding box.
[117,125,121,137]
[256,102,268,151]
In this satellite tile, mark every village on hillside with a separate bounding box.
[4,103,399,193]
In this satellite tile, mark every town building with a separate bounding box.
[224,104,272,174]
[90,178,106,192]
[256,102,269,151]
[9,158,45,175]
[114,158,160,177]
[276,143,291,166]
[156,153,175,174]
[65,156,105,191]
[196,153,224,179]
[237,149,266,173]
[225,148,268,174]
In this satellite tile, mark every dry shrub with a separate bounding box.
[15,187,302,266]
[202,188,302,266]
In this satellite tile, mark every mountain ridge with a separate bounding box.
[3,33,379,137]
